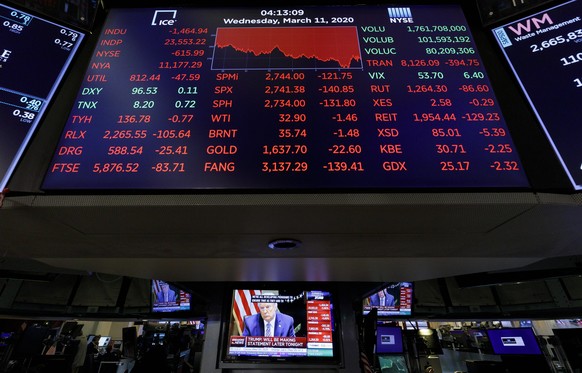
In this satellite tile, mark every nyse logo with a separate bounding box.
[494,28,512,47]
[507,13,553,35]
[151,10,177,26]
[0,49,12,63]
[387,7,413,23]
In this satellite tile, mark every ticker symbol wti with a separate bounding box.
[151,10,177,26]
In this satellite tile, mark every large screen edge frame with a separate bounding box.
[0,2,86,192]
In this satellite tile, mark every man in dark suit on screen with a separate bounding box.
[156,281,177,303]
[368,288,396,307]
[242,302,295,337]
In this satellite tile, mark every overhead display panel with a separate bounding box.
[492,0,582,190]
[6,0,100,31]
[0,3,84,191]
[42,5,529,190]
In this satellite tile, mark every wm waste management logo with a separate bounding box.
[387,7,413,23]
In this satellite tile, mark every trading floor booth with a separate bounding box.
[375,325,409,373]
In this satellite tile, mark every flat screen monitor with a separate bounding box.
[98,336,111,348]
[42,4,530,191]
[486,327,542,355]
[152,332,165,345]
[410,328,443,356]
[220,286,342,368]
[0,2,84,191]
[363,282,413,317]
[151,280,191,313]
[467,329,485,338]
[491,0,582,190]
[6,0,99,31]
[377,354,409,373]
[59,321,78,336]
[376,325,404,354]
[0,332,14,347]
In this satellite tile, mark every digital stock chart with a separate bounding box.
[212,26,362,70]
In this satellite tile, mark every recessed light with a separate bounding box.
[267,239,301,251]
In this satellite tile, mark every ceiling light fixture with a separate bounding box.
[267,239,301,251]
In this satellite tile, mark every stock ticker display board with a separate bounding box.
[0,3,84,191]
[492,0,582,190]
[42,5,531,190]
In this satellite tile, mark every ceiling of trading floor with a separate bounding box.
[1,192,582,282]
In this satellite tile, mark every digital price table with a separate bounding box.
[42,5,529,190]
[493,0,582,190]
[0,3,84,191]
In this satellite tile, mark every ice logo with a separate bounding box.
[151,10,177,26]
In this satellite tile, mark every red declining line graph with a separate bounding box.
[215,27,361,68]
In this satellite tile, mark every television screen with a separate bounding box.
[491,0,582,190]
[220,287,342,367]
[363,282,413,317]
[0,2,84,191]
[42,4,530,191]
[486,327,542,355]
[376,325,404,354]
[151,280,191,313]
